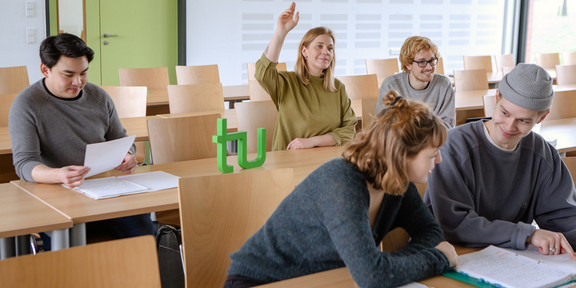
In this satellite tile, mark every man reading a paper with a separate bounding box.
[424,64,576,259]
[9,33,154,250]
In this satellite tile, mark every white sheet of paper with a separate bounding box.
[83,135,136,178]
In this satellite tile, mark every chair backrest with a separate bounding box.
[167,83,225,114]
[483,94,496,117]
[0,236,161,288]
[555,64,576,86]
[0,65,29,94]
[147,114,219,164]
[361,97,378,130]
[536,52,560,70]
[247,62,287,81]
[496,54,515,73]
[545,89,576,121]
[502,66,515,75]
[435,57,445,75]
[463,55,493,73]
[0,93,18,126]
[175,64,220,85]
[118,67,170,90]
[563,51,576,65]
[336,74,379,100]
[100,86,147,118]
[178,168,295,288]
[562,157,576,187]
[453,69,489,92]
[235,101,278,153]
[248,79,273,102]
[365,58,399,87]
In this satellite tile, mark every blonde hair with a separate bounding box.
[342,90,447,195]
[399,36,440,73]
[294,27,337,92]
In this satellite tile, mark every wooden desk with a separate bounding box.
[455,89,497,111]
[258,246,480,288]
[539,117,576,154]
[157,109,238,131]
[0,183,72,256]
[146,85,250,107]
[0,127,10,155]
[554,84,576,92]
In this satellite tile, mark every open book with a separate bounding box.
[445,245,576,288]
[68,171,180,200]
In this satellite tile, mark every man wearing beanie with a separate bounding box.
[424,63,576,258]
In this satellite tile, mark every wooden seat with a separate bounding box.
[361,97,378,130]
[483,94,496,117]
[175,64,220,85]
[0,93,18,127]
[562,157,576,186]
[365,58,399,87]
[453,69,489,92]
[563,51,576,65]
[235,101,278,153]
[463,55,494,73]
[118,67,170,90]
[336,74,379,100]
[178,168,294,288]
[147,113,219,164]
[544,89,576,121]
[496,54,515,73]
[435,57,445,75]
[536,52,560,70]
[555,64,576,86]
[0,235,161,288]
[100,86,148,118]
[167,83,225,114]
[0,65,29,94]
[246,62,287,101]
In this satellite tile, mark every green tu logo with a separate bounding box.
[212,118,266,173]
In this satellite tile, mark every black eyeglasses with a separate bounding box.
[412,58,438,68]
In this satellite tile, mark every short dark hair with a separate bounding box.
[39,33,94,68]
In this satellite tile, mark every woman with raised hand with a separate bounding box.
[254,2,357,151]
[224,90,457,288]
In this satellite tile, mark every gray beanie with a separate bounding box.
[498,63,554,111]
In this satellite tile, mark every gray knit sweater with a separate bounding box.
[9,79,131,182]
[424,121,576,250]
[227,158,450,288]
[376,72,455,128]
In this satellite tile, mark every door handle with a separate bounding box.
[103,33,118,38]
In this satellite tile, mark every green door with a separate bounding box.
[85,0,178,85]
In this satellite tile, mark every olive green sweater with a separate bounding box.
[255,55,357,151]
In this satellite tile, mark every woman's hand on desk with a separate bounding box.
[528,229,576,260]
[287,134,338,150]
[435,241,458,268]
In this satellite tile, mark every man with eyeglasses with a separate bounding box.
[376,36,455,128]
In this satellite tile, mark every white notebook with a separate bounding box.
[68,171,180,200]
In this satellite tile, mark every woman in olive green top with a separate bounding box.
[254,2,357,151]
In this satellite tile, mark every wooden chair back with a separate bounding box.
[562,157,576,187]
[147,114,219,164]
[365,58,399,87]
[235,101,278,153]
[502,66,514,75]
[0,93,18,127]
[496,54,515,73]
[0,236,161,288]
[555,64,576,86]
[545,89,576,121]
[536,52,560,70]
[167,83,225,114]
[453,69,489,92]
[435,57,445,75]
[118,67,170,90]
[463,55,493,73]
[361,97,378,130]
[100,86,147,118]
[483,94,496,117]
[247,62,287,81]
[178,168,294,288]
[175,64,220,85]
[0,65,29,94]
[248,79,272,102]
[563,51,576,65]
[336,74,379,100]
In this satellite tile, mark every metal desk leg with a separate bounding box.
[70,223,86,247]
[0,237,16,259]
[50,229,70,251]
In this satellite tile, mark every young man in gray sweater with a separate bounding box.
[425,63,576,258]
[9,33,154,250]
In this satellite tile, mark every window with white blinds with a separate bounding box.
[186,0,506,85]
